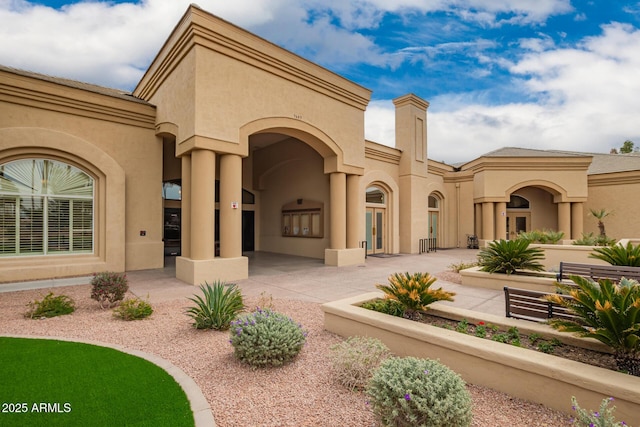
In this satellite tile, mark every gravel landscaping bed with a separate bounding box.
[0,284,571,426]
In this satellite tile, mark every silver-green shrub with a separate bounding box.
[570,396,627,427]
[229,308,307,367]
[366,356,472,427]
[329,336,390,391]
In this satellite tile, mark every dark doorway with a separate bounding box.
[243,210,255,252]
[163,208,255,255]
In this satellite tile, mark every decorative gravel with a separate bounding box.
[0,285,571,426]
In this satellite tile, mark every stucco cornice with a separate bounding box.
[1,71,156,129]
[135,5,371,110]
[462,157,591,173]
[588,170,640,187]
[365,143,401,165]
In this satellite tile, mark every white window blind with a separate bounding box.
[0,159,94,257]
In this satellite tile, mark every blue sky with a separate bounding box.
[2,1,640,163]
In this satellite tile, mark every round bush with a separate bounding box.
[366,356,472,427]
[329,336,390,390]
[229,308,307,367]
[90,271,129,308]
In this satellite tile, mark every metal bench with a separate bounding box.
[556,262,640,283]
[503,287,576,323]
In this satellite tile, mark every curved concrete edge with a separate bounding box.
[1,334,216,427]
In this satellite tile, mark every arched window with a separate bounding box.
[0,159,94,256]
[366,186,385,204]
[428,195,439,209]
[507,195,530,209]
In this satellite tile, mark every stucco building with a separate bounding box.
[2,5,639,285]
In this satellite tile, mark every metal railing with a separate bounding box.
[419,238,437,254]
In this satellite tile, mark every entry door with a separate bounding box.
[506,213,530,240]
[428,212,438,240]
[365,208,386,255]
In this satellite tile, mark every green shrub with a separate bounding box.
[366,356,472,427]
[570,396,627,426]
[477,239,545,274]
[546,276,640,375]
[455,318,469,334]
[517,229,564,244]
[360,298,405,317]
[376,272,455,320]
[113,298,153,321]
[474,322,487,338]
[91,271,129,309]
[590,241,640,266]
[186,281,244,330]
[572,232,616,247]
[447,261,478,273]
[25,293,75,319]
[329,336,390,391]
[229,308,307,367]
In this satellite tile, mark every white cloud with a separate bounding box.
[365,100,395,146]
[365,21,640,164]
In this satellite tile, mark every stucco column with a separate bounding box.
[346,174,361,249]
[558,202,571,240]
[181,154,191,259]
[219,154,242,258]
[330,172,347,250]
[474,203,482,238]
[482,202,495,241]
[190,149,216,260]
[495,202,507,241]
[571,202,584,240]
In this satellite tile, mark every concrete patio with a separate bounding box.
[0,248,505,317]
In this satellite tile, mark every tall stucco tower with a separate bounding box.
[394,94,430,253]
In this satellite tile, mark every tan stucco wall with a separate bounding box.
[586,173,640,241]
[0,69,162,282]
[136,6,371,175]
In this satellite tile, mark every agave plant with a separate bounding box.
[546,276,640,376]
[376,272,455,319]
[186,281,245,330]
[590,241,640,266]
[477,239,545,274]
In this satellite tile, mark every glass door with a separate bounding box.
[506,213,529,240]
[365,207,386,255]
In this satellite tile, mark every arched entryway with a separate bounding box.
[365,185,388,255]
[505,194,531,240]
[427,192,443,249]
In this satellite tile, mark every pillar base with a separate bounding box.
[324,248,365,267]
[176,256,248,285]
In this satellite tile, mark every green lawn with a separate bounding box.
[0,337,194,427]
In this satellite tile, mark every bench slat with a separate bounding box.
[504,286,577,323]
[558,262,640,283]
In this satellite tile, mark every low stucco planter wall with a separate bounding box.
[460,266,559,292]
[322,292,640,425]
[530,243,606,270]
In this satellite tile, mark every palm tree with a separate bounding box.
[589,208,612,237]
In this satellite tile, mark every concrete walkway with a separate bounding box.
[125,248,505,317]
[0,248,505,316]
